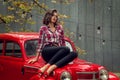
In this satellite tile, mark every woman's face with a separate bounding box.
[51,12,58,23]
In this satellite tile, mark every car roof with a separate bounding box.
[0,32,39,40]
[0,32,71,42]
[0,32,76,51]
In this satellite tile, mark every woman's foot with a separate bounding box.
[38,64,50,76]
[44,64,57,77]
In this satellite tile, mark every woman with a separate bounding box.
[28,9,78,78]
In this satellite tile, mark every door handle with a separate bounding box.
[21,67,24,75]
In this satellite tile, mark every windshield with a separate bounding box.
[25,39,73,57]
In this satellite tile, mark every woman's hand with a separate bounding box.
[28,52,40,64]
[28,57,38,64]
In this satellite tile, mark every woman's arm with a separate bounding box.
[28,51,40,64]
[36,26,45,53]
[28,26,45,63]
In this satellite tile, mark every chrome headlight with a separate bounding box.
[99,69,108,80]
[60,71,72,80]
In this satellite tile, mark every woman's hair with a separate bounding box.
[43,9,58,26]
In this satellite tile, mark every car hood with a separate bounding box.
[24,57,104,73]
[24,57,105,80]
[55,58,104,72]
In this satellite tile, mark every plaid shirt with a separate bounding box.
[37,25,65,53]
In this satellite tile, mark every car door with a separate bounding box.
[0,40,24,80]
[0,39,5,80]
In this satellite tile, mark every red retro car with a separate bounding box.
[0,32,119,80]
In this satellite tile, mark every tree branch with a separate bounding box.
[0,17,6,24]
[33,0,47,11]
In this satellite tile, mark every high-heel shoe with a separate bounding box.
[43,71,49,78]
[37,69,43,76]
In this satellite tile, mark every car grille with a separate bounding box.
[76,72,99,80]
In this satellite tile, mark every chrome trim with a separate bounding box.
[76,72,99,80]
[77,79,98,80]
[24,65,39,69]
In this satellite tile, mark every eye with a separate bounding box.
[54,15,58,18]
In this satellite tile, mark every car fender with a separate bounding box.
[30,74,55,80]
[108,72,120,80]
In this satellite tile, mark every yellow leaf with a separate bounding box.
[8,6,14,10]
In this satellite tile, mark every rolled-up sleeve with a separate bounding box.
[36,27,45,53]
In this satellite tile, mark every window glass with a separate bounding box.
[25,39,73,57]
[65,41,73,52]
[0,40,3,55]
[5,41,22,58]
[25,40,38,56]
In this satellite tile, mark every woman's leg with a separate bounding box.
[42,46,70,64]
[46,51,78,75]
[48,46,70,65]
[55,51,78,67]
[39,46,70,73]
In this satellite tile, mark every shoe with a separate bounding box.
[43,71,49,78]
[38,69,43,76]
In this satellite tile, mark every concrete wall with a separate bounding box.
[0,0,120,72]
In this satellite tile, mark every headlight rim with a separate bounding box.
[99,69,109,80]
[60,71,72,80]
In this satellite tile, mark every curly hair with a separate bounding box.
[43,9,58,26]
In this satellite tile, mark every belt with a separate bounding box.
[51,43,58,47]
[46,43,58,47]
